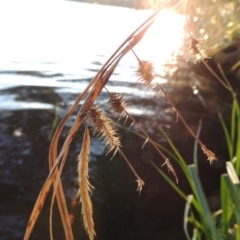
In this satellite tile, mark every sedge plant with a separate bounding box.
[23,0,233,239]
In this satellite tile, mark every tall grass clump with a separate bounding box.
[22,0,237,239]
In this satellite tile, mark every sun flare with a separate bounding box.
[135,10,185,81]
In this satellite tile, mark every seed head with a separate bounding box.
[188,37,208,63]
[136,178,144,194]
[87,106,121,156]
[137,61,154,86]
[108,94,127,120]
[201,145,217,164]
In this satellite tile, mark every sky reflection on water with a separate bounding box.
[0,0,185,105]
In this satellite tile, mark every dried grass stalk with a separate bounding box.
[156,83,217,164]
[78,126,95,240]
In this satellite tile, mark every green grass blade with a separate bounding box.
[114,122,182,162]
[192,228,201,240]
[156,124,192,181]
[150,161,187,200]
[183,195,194,240]
[236,224,240,240]
[193,119,202,173]
[118,122,197,195]
[231,99,237,151]
[217,63,239,160]
[218,112,233,159]
[235,115,240,175]
[188,165,221,240]
[224,174,240,223]
[231,61,240,71]
[230,97,240,169]
[221,174,233,237]
[156,124,185,162]
[188,212,204,231]
[217,62,233,90]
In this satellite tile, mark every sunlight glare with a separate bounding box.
[134,10,185,82]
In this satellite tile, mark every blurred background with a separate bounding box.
[0,0,240,239]
[69,0,184,9]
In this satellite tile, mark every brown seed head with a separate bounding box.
[87,106,121,155]
[108,94,127,119]
[87,107,104,131]
[201,145,217,164]
[136,178,145,194]
[137,61,154,86]
[162,158,178,183]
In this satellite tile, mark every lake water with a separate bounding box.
[0,0,185,111]
[0,1,189,239]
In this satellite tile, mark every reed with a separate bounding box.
[23,0,228,239]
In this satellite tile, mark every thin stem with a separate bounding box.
[156,83,216,163]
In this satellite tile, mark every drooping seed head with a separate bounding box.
[87,107,104,131]
[87,106,121,155]
[201,145,217,164]
[137,61,154,86]
[108,94,127,119]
